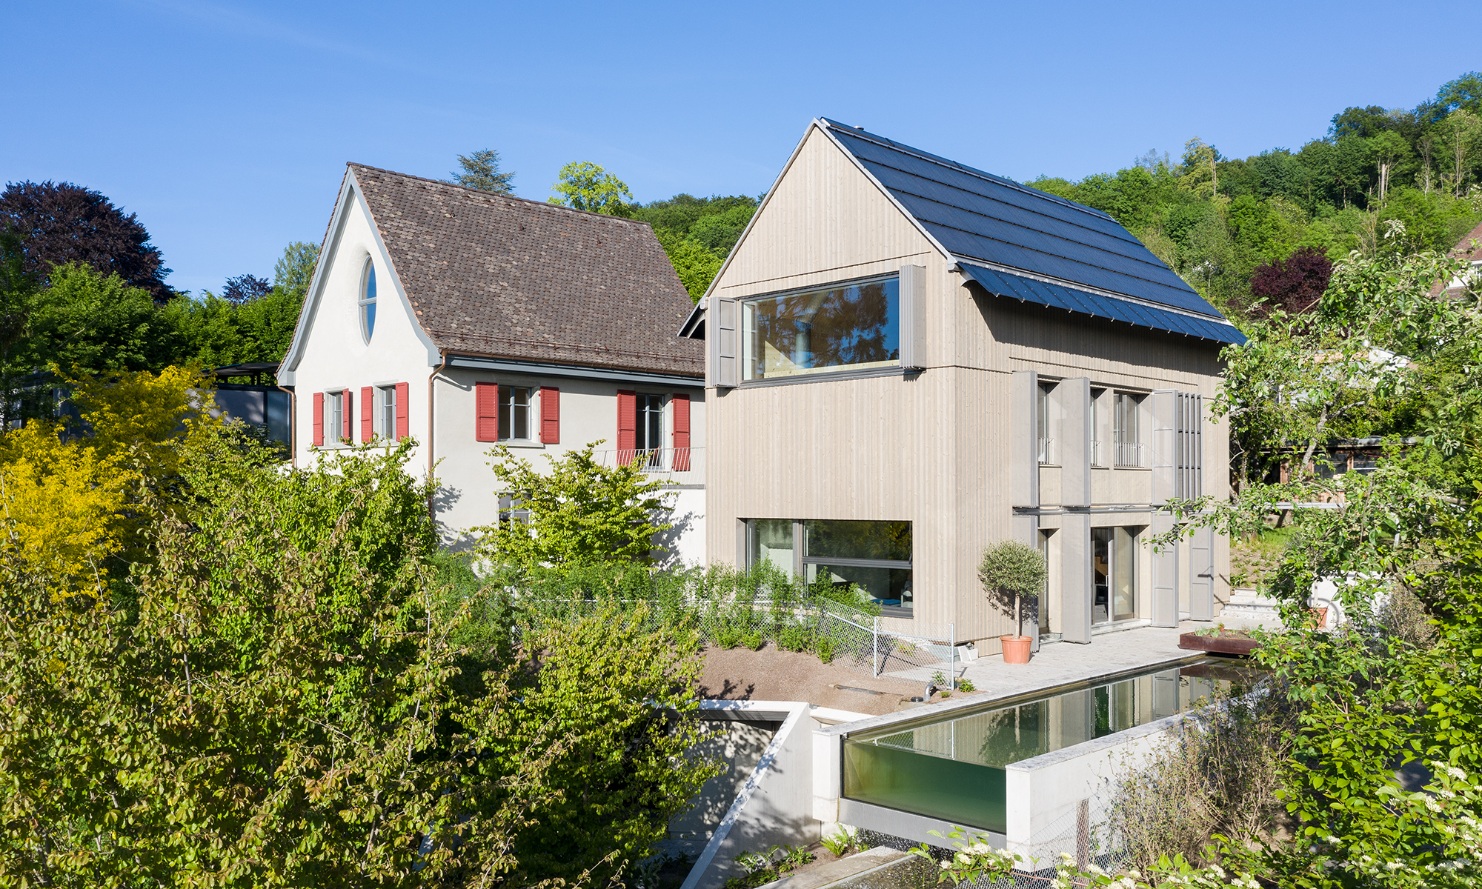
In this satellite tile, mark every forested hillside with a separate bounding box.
[1031,73,1482,318]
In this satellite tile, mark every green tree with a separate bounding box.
[549,161,632,215]
[272,240,319,294]
[22,261,168,372]
[448,148,516,195]
[476,442,671,570]
[652,227,723,300]
[977,540,1047,635]
[0,421,713,887]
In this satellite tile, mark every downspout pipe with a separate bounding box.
[427,352,450,517]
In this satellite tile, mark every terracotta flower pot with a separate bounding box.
[1001,634,1032,664]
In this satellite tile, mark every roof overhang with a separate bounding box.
[956,260,1246,346]
[446,355,703,388]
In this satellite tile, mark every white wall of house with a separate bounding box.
[287,187,436,474]
[433,367,706,563]
[283,179,707,563]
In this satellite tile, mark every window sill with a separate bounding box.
[483,439,545,449]
[1113,465,1151,472]
[732,365,908,390]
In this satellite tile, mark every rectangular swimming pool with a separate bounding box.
[841,658,1259,833]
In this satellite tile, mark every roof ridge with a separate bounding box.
[345,162,654,227]
[818,119,1120,227]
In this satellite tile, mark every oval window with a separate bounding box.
[359,258,377,341]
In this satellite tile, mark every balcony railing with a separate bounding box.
[1037,437,1055,465]
[1091,439,1105,467]
[1114,440,1144,468]
[593,446,704,480]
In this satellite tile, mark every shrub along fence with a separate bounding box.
[467,561,961,685]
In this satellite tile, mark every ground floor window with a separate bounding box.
[745,518,913,615]
[1091,526,1139,624]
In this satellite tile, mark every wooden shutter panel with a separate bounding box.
[361,387,374,441]
[475,382,500,442]
[311,392,324,447]
[671,393,691,471]
[710,297,738,388]
[394,382,409,441]
[341,391,353,443]
[899,264,924,370]
[540,386,560,444]
[616,390,637,465]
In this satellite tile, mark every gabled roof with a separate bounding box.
[333,164,702,376]
[1450,220,1482,263]
[814,120,1243,345]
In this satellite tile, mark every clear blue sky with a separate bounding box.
[4,0,1474,296]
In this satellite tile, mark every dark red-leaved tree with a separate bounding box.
[1250,247,1333,316]
[0,180,173,303]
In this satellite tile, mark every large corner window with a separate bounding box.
[746,518,913,615]
[741,276,900,382]
[359,258,377,343]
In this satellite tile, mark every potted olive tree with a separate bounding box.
[978,540,1047,664]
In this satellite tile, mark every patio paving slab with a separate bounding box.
[883,621,1219,703]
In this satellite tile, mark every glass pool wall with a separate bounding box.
[841,658,1258,833]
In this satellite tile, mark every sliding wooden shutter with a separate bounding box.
[711,298,738,388]
[361,387,374,441]
[671,393,691,470]
[394,382,409,441]
[540,386,560,444]
[616,390,636,465]
[475,382,500,442]
[311,392,324,446]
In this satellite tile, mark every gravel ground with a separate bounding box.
[698,644,927,715]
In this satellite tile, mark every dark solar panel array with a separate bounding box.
[823,121,1229,324]
[959,263,1245,345]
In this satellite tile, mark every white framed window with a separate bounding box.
[500,387,532,440]
[498,494,531,526]
[635,392,664,467]
[375,385,397,439]
[325,390,345,444]
[358,258,377,343]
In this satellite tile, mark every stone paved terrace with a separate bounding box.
[882,620,1251,702]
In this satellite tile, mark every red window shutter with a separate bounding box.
[540,386,561,444]
[395,382,409,441]
[341,390,353,443]
[475,382,500,443]
[671,393,691,471]
[361,387,374,441]
[616,390,636,465]
[311,392,324,447]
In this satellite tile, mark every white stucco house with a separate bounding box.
[277,164,706,562]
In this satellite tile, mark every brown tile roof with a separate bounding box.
[350,163,702,377]
[1451,220,1482,262]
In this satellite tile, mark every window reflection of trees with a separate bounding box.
[751,279,899,377]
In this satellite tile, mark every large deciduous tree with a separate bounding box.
[0,180,172,303]
[549,162,632,215]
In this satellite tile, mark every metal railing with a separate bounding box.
[1091,439,1105,466]
[1114,440,1144,468]
[1037,437,1055,465]
[592,446,704,479]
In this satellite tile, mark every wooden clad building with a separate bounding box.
[682,119,1242,649]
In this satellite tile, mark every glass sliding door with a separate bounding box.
[1092,526,1140,625]
[1113,527,1138,620]
[1091,528,1112,625]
